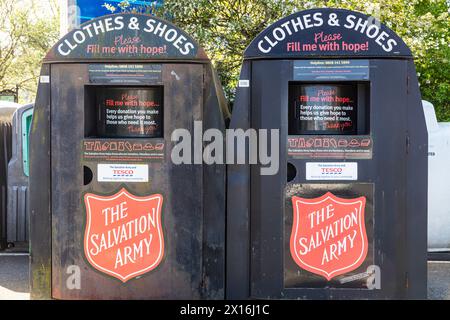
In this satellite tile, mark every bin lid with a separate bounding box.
[0,101,20,123]
[244,8,412,60]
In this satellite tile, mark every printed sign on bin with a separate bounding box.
[306,162,358,181]
[290,192,368,280]
[98,164,149,182]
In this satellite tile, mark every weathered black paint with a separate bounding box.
[227,8,427,299]
[30,13,228,300]
[29,64,52,299]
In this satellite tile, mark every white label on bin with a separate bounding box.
[98,164,148,182]
[238,80,250,87]
[306,162,358,181]
[40,75,50,83]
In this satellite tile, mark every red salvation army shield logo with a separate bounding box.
[84,188,164,282]
[290,192,367,280]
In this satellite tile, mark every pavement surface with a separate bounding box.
[427,261,450,300]
[0,254,449,300]
[0,254,30,300]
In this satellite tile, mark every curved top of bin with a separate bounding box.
[0,101,20,123]
[44,13,209,63]
[244,8,412,59]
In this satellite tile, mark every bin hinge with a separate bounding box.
[405,272,409,289]
[202,72,206,90]
[406,135,410,155]
[406,76,410,94]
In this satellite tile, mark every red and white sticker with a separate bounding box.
[306,162,357,181]
[290,192,368,280]
[84,188,164,282]
[98,164,148,182]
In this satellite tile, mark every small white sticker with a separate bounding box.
[306,162,358,181]
[238,80,250,87]
[40,75,50,83]
[98,164,148,183]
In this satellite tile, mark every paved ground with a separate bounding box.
[0,254,29,300]
[0,255,449,300]
[427,261,450,300]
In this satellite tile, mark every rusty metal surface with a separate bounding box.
[30,11,229,299]
[405,62,428,298]
[38,63,225,299]
[226,61,252,300]
[249,59,408,299]
[29,64,52,300]
[227,58,427,299]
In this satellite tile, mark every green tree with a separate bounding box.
[87,1,450,119]
[0,0,60,104]
[155,0,450,119]
[156,1,301,100]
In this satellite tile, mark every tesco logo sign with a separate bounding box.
[321,167,343,174]
[98,164,148,182]
[306,162,358,181]
[113,169,134,175]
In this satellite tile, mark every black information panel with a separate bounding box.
[96,87,163,138]
[293,60,370,81]
[89,64,162,84]
[289,83,358,135]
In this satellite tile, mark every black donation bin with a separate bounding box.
[227,8,427,299]
[29,13,228,300]
[8,103,34,245]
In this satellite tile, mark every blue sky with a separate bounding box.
[76,0,163,23]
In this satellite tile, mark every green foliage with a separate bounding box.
[0,0,60,104]
[156,0,301,101]
[2,0,447,116]
[151,0,449,119]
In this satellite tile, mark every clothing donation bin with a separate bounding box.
[7,103,33,245]
[0,102,17,249]
[29,13,227,300]
[227,8,427,299]
[424,100,450,253]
